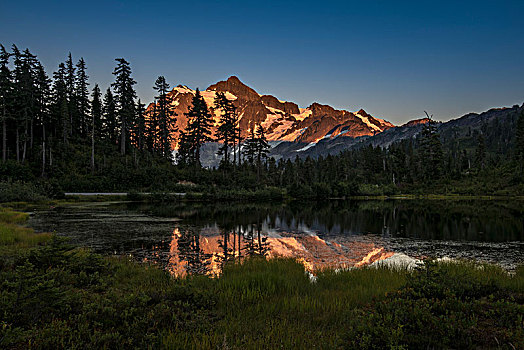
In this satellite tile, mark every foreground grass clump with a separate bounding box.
[0,237,216,349]
[343,261,524,349]
[0,207,52,262]
[1,208,523,349]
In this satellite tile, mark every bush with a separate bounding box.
[0,181,46,202]
[342,261,524,349]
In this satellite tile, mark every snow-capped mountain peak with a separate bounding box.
[148,76,395,146]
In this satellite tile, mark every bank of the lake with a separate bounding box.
[0,206,523,349]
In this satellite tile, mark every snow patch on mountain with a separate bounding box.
[262,113,296,141]
[266,106,285,115]
[281,127,308,141]
[295,143,316,152]
[355,113,381,132]
[294,108,312,121]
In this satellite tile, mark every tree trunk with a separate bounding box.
[91,116,95,173]
[257,153,261,182]
[232,139,236,167]
[22,121,28,163]
[238,128,241,165]
[16,127,19,163]
[195,144,200,168]
[120,119,126,155]
[30,117,34,151]
[2,113,6,163]
[69,111,73,136]
[41,124,46,177]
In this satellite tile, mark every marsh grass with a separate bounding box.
[0,207,29,224]
[0,207,51,256]
[181,260,412,349]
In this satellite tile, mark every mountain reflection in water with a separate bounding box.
[165,227,395,277]
[27,199,524,273]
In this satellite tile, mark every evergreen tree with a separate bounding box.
[153,76,177,159]
[145,104,158,153]
[0,44,11,163]
[418,113,443,180]
[474,134,486,169]
[65,53,77,136]
[75,58,90,137]
[516,110,524,174]
[52,63,70,145]
[111,58,136,155]
[12,46,38,163]
[176,128,193,166]
[214,91,239,167]
[243,124,257,165]
[183,88,213,167]
[134,99,146,152]
[33,62,51,176]
[101,88,118,143]
[255,123,270,166]
[90,84,102,173]
[243,123,270,181]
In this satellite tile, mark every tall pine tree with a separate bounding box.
[52,63,69,145]
[34,61,51,176]
[65,53,77,137]
[418,113,443,180]
[75,58,90,137]
[111,58,136,155]
[0,45,11,163]
[90,84,102,173]
[516,110,524,175]
[134,99,146,152]
[214,91,239,167]
[101,88,118,143]
[153,76,177,159]
[182,88,213,167]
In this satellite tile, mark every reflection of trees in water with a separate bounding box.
[175,219,271,276]
[177,227,213,275]
[243,223,269,257]
[217,224,235,269]
[216,222,269,272]
[153,199,524,276]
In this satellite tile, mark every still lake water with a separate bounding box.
[27,200,524,274]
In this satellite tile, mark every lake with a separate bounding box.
[27,199,524,274]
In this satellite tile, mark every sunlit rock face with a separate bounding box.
[146,76,395,148]
[166,227,394,277]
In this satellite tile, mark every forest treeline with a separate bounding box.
[0,44,523,200]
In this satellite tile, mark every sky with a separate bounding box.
[1,0,523,125]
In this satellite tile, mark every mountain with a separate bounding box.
[147,76,394,146]
[268,104,523,161]
[147,75,522,167]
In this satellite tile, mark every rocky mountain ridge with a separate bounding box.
[147,76,394,144]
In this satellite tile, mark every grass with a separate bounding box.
[0,207,51,259]
[0,207,523,349]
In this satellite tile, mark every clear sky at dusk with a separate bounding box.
[1,0,523,125]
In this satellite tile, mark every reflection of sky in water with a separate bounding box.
[27,201,524,272]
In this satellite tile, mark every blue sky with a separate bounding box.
[1,0,523,124]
